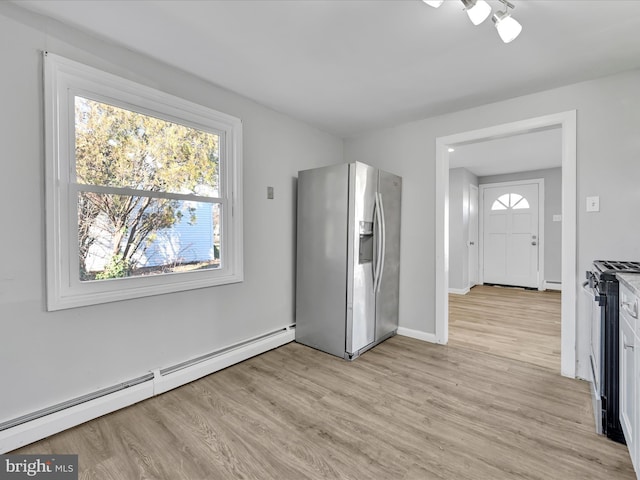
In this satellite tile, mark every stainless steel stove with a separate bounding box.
[585,260,640,443]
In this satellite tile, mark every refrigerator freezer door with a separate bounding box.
[376,170,402,341]
[347,162,377,354]
[295,163,350,358]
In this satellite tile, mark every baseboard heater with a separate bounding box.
[0,373,154,433]
[0,325,295,453]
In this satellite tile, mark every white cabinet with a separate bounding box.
[619,279,639,474]
[620,305,636,465]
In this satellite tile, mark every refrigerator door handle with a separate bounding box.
[377,192,386,294]
[373,192,383,293]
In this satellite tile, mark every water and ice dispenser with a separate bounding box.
[359,221,374,264]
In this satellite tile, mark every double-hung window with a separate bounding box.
[44,53,243,310]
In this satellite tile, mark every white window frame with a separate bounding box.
[44,52,243,311]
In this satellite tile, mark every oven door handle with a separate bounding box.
[582,281,605,305]
[582,281,595,299]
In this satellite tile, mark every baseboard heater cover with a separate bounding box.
[0,373,154,433]
[160,327,291,377]
[0,325,294,453]
[153,326,295,395]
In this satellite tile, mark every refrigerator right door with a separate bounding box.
[376,170,402,340]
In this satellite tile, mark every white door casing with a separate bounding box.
[434,110,577,379]
[480,180,544,290]
[468,184,479,288]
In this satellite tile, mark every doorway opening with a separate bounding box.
[435,111,577,378]
[449,148,557,370]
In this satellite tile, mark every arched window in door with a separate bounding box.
[491,193,530,211]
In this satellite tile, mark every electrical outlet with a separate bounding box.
[552,214,562,222]
[586,196,600,212]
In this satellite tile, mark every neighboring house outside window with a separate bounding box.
[44,53,243,310]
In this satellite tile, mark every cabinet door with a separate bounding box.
[620,312,636,469]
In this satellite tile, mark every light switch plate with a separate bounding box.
[586,196,600,212]
[267,186,274,199]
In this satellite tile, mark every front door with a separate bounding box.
[482,182,540,289]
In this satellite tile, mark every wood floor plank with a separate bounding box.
[449,285,562,372]
[14,296,635,479]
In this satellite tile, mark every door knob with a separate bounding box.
[531,241,537,246]
[469,241,475,246]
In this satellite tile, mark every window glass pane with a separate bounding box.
[79,192,221,281]
[75,96,219,197]
[512,198,530,209]
[497,194,510,206]
[491,200,508,210]
[493,192,530,210]
[509,193,522,207]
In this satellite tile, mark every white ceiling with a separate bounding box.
[13,0,640,139]
[449,127,562,177]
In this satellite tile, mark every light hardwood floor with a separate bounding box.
[15,333,634,478]
[449,285,561,372]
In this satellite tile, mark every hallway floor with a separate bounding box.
[449,285,561,372]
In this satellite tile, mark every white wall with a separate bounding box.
[0,4,343,424]
[478,167,562,284]
[344,67,640,377]
[448,168,478,292]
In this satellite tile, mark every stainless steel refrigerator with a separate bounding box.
[295,162,402,360]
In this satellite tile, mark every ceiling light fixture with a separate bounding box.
[461,0,492,26]
[492,0,522,43]
[420,0,523,43]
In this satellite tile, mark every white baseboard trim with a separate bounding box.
[448,287,470,295]
[397,327,437,343]
[0,327,295,454]
[544,281,562,291]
